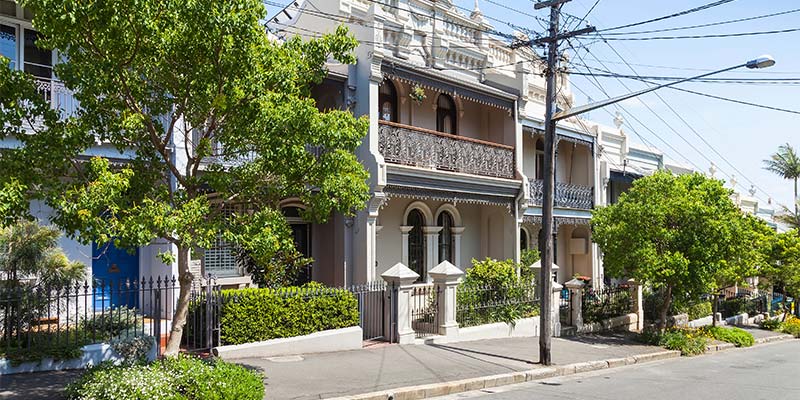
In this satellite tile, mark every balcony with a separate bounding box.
[377,121,515,179]
[529,179,593,210]
[33,77,79,119]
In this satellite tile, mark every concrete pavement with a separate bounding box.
[430,340,800,400]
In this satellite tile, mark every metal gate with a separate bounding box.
[411,284,440,338]
[349,281,390,341]
[182,277,222,353]
[559,288,572,326]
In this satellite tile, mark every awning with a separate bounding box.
[381,63,516,112]
[609,170,642,185]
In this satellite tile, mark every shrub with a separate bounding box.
[216,282,358,345]
[457,258,539,327]
[686,301,713,321]
[760,317,782,331]
[782,316,800,338]
[65,355,263,400]
[81,306,142,338]
[700,326,754,347]
[109,331,155,366]
[658,329,707,356]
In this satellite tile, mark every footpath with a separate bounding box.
[0,328,792,400]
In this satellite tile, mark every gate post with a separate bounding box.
[627,279,644,332]
[552,281,563,337]
[381,263,419,344]
[430,261,464,338]
[565,278,585,331]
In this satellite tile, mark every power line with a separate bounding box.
[567,70,800,84]
[598,0,737,33]
[593,27,800,41]
[573,58,800,75]
[601,7,800,36]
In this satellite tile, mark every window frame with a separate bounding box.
[437,211,454,264]
[379,79,398,123]
[436,93,457,134]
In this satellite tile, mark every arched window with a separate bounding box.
[379,80,398,123]
[520,228,529,251]
[437,212,454,264]
[407,209,425,279]
[535,138,545,180]
[436,94,457,134]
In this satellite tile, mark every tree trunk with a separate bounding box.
[712,295,718,327]
[782,284,789,323]
[657,285,673,332]
[795,178,798,218]
[164,245,193,356]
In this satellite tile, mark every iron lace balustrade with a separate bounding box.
[33,77,79,119]
[378,121,515,179]
[528,179,594,209]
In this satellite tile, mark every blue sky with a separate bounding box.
[266,0,800,210]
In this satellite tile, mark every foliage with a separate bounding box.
[760,231,800,319]
[457,258,539,327]
[4,0,370,353]
[234,246,311,289]
[519,248,541,282]
[0,329,87,365]
[759,317,783,331]
[700,326,754,347]
[782,316,800,337]
[215,282,358,345]
[582,287,631,324]
[81,306,142,338]
[685,301,713,321]
[0,219,85,285]
[409,85,426,104]
[719,296,768,318]
[655,329,707,356]
[764,143,800,223]
[592,171,769,330]
[65,355,263,400]
[110,332,155,366]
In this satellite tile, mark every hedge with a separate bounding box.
[218,282,359,345]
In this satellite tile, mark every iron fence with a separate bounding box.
[0,276,220,362]
[410,285,439,338]
[582,285,632,324]
[559,289,571,326]
[348,281,390,341]
[456,281,539,328]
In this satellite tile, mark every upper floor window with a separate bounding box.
[535,138,545,180]
[0,24,16,69]
[436,94,456,134]
[379,80,398,122]
[23,29,51,79]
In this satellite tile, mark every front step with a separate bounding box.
[561,326,577,337]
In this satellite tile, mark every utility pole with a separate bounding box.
[531,0,594,366]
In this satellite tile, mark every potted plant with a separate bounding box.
[409,85,426,105]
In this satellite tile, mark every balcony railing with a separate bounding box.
[378,121,515,179]
[33,77,79,119]
[529,179,593,209]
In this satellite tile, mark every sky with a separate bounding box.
[265,0,800,211]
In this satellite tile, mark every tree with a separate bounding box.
[764,143,800,217]
[761,230,800,321]
[0,0,370,355]
[592,171,764,330]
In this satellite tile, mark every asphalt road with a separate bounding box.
[433,340,800,400]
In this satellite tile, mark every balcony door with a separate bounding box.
[406,209,425,281]
[436,94,457,135]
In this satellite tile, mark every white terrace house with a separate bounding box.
[1,1,178,302]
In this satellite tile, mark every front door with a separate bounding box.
[92,241,139,310]
[290,223,312,285]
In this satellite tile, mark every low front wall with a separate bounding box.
[0,341,158,375]
[419,317,542,344]
[578,313,638,334]
[213,326,363,360]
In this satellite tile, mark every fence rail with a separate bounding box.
[0,276,219,362]
[456,282,539,328]
[410,285,439,338]
[582,285,631,324]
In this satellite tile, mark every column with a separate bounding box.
[627,279,644,332]
[400,226,413,266]
[552,281,563,337]
[381,262,420,344]
[430,261,464,337]
[451,227,466,269]
[565,278,585,331]
[423,226,442,282]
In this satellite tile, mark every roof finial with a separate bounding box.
[471,0,483,21]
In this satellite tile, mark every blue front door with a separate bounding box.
[92,242,139,310]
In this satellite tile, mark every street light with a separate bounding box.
[537,55,776,365]
[552,55,776,121]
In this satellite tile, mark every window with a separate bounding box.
[407,209,425,280]
[283,206,312,285]
[23,29,51,79]
[520,228,529,251]
[0,24,16,69]
[535,138,545,180]
[379,80,398,122]
[437,212,454,264]
[436,94,457,134]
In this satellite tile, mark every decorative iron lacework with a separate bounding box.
[378,122,515,179]
[383,185,514,209]
[528,179,593,210]
[557,134,593,149]
[522,215,590,229]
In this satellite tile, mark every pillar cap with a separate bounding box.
[552,281,564,291]
[381,262,420,285]
[429,261,464,282]
[565,278,585,289]
[529,260,560,271]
